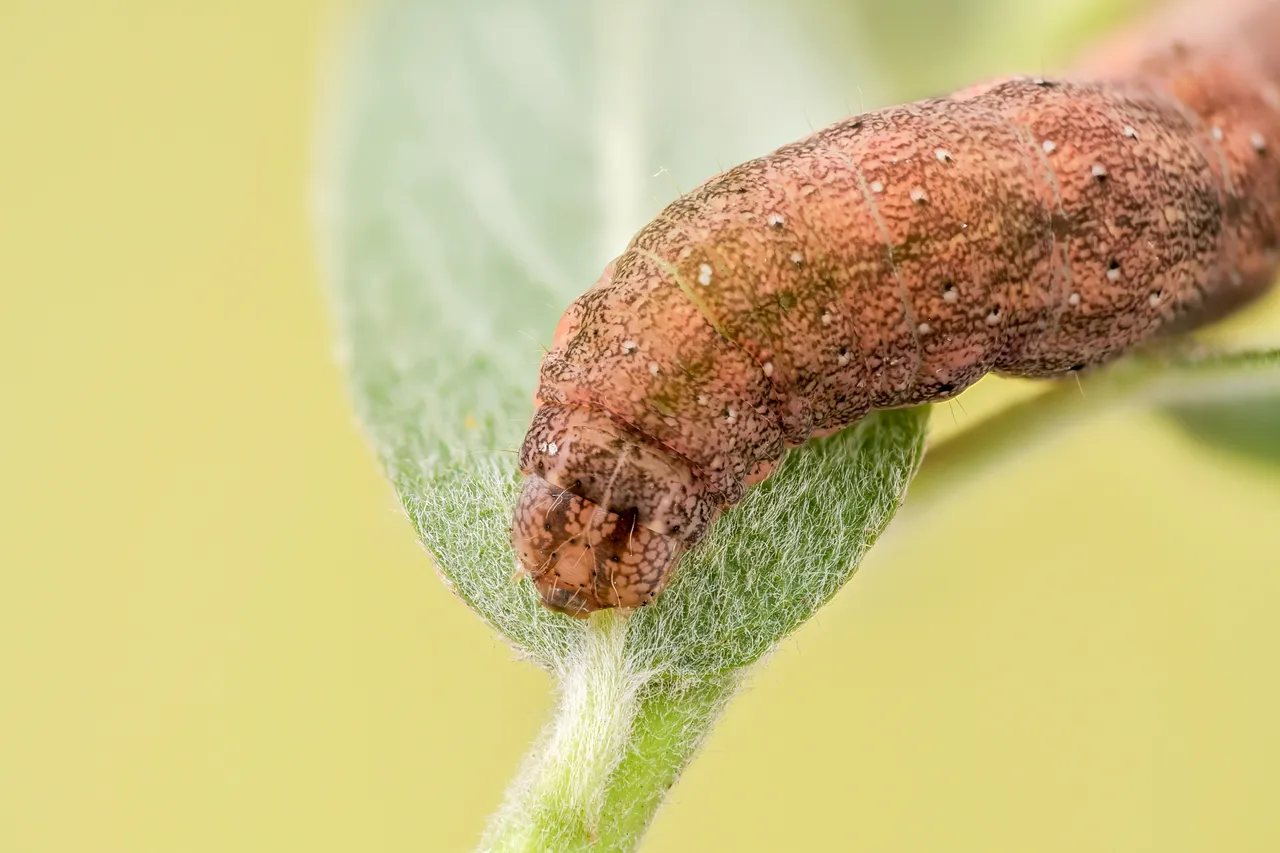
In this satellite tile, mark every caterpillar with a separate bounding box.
[512,0,1280,616]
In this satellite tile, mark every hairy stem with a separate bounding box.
[591,673,738,849]
[480,614,738,852]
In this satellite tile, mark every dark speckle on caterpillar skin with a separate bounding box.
[511,0,1280,615]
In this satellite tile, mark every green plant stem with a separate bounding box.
[480,615,738,853]
[591,672,738,849]
[908,348,1280,512]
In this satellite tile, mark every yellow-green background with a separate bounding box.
[3,2,1280,851]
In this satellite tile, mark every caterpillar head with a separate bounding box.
[511,474,684,615]
[511,404,721,616]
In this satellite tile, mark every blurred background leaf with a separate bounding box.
[1164,398,1280,467]
[1155,311,1280,468]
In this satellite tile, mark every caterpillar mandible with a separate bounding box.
[512,0,1280,616]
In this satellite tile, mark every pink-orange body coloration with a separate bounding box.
[513,0,1280,616]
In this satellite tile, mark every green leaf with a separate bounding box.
[1164,397,1280,468]
[320,0,915,672]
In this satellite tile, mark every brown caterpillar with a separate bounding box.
[512,0,1280,616]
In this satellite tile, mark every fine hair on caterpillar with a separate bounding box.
[511,0,1280,616]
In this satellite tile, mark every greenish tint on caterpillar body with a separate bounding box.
[512,0,1280,616]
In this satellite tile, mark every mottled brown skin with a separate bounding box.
[513,0,1280,616]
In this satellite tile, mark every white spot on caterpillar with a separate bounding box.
[648,361,661,375]
[910,186,928,203]
[696,394,710,406]
[762,361,774,377]
[621,340,638,354]
[1148,291,1162,306]
[985,310,1000,326]
[538,442,548,452]
[934,148,952,162]
[767,212,786,227]
[917,322,932,334]
[1211,125,1224,141]
[1041,139,1057,153]
[790,251,804,265]
[1068,292,1081,306]
[1251,131,1267,152]
[837,348,850,366]
[1091,163,1107,178]
[1123,125,1138,139]
[724,406,737,424]
[1106,266,1121,282]
[942,285,958,304]
[820,311,832,325]
[547,441,559,456]
[870,180,884,194]
[697,263,713,286]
